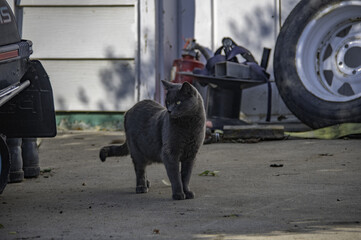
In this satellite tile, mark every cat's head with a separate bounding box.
[162,80,201,119]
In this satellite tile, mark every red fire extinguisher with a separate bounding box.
[171,39,206,84]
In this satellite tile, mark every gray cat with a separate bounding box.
[99,80,206,200]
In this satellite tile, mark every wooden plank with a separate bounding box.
[22,6,136,59]
[41,60,136,111]
[223,125,285,140]
[18,0,135,7]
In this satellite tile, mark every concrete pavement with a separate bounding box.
[0,131,360,239]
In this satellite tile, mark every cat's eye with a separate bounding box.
[176,101,181,105]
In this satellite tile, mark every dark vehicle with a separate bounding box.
[0,0,56,194]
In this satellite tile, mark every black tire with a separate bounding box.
[0,134,10,194]
[274,0,361,129]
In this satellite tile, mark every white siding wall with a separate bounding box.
[16,0,155,111]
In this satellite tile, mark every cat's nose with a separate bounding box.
[167,106,174,113]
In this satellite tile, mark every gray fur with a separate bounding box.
[99,81,206,200]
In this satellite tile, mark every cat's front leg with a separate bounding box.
[162,153,185,200]
[181,160,195,199]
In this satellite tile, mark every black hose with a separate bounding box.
[194,43,211,60]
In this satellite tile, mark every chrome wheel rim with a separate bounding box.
[296,1,361,102]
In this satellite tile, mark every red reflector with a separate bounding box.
[0,50,19,61]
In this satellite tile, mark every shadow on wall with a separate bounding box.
[228,0,300,60]
[97,49,135,111]
[57,33,156,112]
[95,26,156,111]
[55,46,137,112]
[57,95,66,110]
[52,56,134,112]
[77,87,90,106]
[228,3,274,58]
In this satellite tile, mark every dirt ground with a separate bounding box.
[0,131,360,239]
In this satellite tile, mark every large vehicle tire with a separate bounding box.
[274,0,361,129]
[0,135,10,194]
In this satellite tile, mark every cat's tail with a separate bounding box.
[99,142,129,162]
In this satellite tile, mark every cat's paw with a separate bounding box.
[99,147,108,162]
[136,186,149,194]
[172,192,186,200]
[184,190,195,199]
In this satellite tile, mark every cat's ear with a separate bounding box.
[161,80,176,90]
[180,81,195,95]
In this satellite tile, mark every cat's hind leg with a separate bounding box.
[132,157,150,194]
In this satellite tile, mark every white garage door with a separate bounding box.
[18,0,138,111]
